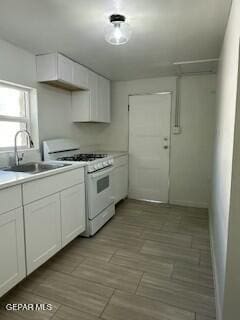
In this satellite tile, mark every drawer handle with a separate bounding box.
[103,212,109,218]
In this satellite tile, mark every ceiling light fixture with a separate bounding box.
[105,14,131,46]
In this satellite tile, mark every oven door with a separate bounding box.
[87,166,114,220]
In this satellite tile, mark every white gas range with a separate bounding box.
[43,138,115,236]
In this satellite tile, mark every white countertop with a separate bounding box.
[0,161,87,190]
[96,151,128,158]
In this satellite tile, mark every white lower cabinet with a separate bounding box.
[24,178,86,274]
[0,168,86,296]
[61,183,85,247]
[0,208,26,296]
[24,194,61,275]
[113,155,129,204]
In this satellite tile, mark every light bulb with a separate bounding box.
[105,14,131,45]
[113,23,122,42]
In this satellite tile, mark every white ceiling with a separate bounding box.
[0,0,232,80]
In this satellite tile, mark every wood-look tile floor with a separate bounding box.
[0,199,216,320]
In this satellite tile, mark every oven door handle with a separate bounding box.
[89,166,113,179]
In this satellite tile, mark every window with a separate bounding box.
[0,82,32,150]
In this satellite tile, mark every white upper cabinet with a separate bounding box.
[37,52,111,123]
[97,75,111,123]
[88,70,98,121]
[72,71,111,123]
[58,53,73,84]
[36,53,88,90]
[73,62,88,89]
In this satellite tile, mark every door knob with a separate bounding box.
[164,146,169,149]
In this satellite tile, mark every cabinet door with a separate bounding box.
[0,208,26,297]
[113,165,129,204]
[113,166,122,204]
[112,167,119,204]
[60,183,86,247]
[24,194,61,275]
[120,164,129,200]
[36,53,58,82]
[97,76,110,123]
[72,91,91,122]
[88,70,98,121]
[58,54,73,84]
[73,63,88,89]
[103,77,111,122]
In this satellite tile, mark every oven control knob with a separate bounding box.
[103,161,108,166]
[98,163,103,169]
[94,165,98,170]
[88,166,94,172]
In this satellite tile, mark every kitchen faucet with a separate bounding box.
[14,130,34,166]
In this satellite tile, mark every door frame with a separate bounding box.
[127,91,173,204]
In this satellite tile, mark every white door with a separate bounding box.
[24,194,61,275]
[0,208,26,297]
[129,93,171,202]
[60,183,86,247]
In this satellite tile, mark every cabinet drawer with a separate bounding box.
[114,155,128,168]
[23,168,84,205]
[89,203,115,235]
[0,185,22,215]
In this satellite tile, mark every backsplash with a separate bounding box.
[0,149,41,168]
[0,144,102,169]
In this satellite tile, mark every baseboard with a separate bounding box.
[170,199,208,209]
[209,216,222,320]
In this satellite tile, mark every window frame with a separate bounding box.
[0,81,35,152]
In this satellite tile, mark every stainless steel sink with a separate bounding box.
[3,162,71,174]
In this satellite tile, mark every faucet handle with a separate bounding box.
[18,152,25,162]
[29,138,34,148]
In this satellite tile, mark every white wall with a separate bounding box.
[223,58,240,320]
[97,77,177,151]
[37,84,102,149]
[0,38,101,165]
[170,75,216,207]
[210,0,240,319]
[97,75,216,208]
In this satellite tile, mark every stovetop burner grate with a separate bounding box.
[57,153,107,162]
